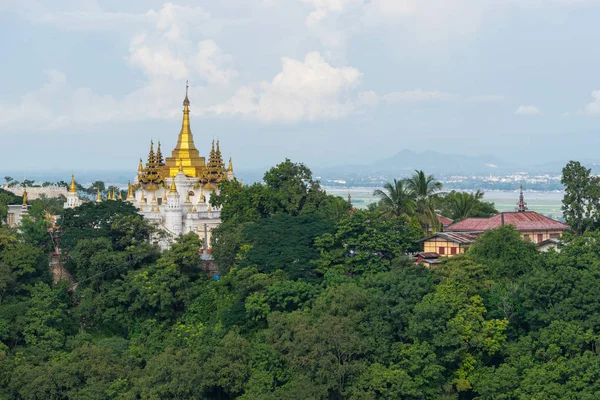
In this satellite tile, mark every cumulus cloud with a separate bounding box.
[209,51,366,122]
[0,3,239,130]
[579,90,600,115]
[515,105,542,115]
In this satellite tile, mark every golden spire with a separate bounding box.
[178,158,184,172]
[227,157,233,173]
[193,206,197,212]
[207,204,211,212]
[69,175,77,193]
[138,158,143,174]
[185,192,191,202]
[170,176,178,193]
[22,189,27,206]
[152,193,157,203]
[163,190,167,202]
[127,182,133,198]
[141,191,146,201]
[96,187,101,202]
[118,191,123,201]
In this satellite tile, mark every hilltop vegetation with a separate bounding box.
[0,160,600,399]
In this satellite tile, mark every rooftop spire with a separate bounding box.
[69,175,77,193]
[127,181,134,199]
[184,80,190,107]
[138,158,143,174]
[22,189,27,206]
[516,183,528,212]
[170,176,178,193]
[96,187,102,202]
[227,157,233,173]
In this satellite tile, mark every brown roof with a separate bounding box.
[417,252,441,259]
[445,212,570,232]
[418,231,483,244]
[437,215,453,226]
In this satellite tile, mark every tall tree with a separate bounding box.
[404,170,443,232]
[561,160,600,234]
[373,179,415,218]
[437,190,497,221]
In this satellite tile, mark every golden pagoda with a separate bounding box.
[69,175,77,193]
[163,81,206,178]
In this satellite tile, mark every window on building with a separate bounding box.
[537,234,543,243]
[550,233,560,239]
[450,247,457,255]
[439,247,445,255]
[524,234,530,240]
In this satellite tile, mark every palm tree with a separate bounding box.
[403,170,443,232]
[446,191,477,221]
[323,196,352,222]
[373,179,415,218]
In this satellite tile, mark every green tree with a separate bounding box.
[404,170,443,232]
[240,213,334,279]
[561,160,600,234]
[59,200,147,251]
[437,190,497,221]
[373,179,415,218]
[314,210,422,276]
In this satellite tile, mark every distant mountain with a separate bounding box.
[316,149,517,177]
[370,149,514,175]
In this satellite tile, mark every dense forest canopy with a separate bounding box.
[0,159,599,399]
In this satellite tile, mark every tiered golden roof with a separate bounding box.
[139,140,165,190]
[136,83,234,191]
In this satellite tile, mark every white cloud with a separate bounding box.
[384,90,460,103]
[579,90,600,115]
[0,3,239,130]
[515,105,542,115]
[209,51,365,122]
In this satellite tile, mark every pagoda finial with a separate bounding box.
[138,158,143,174]
[96,187,102,202]
[69,175,77,193]
[118,190,123,201]
[183,80,190,107]
[227,157,233,173]
[127,182,133,199]
[170,176,178,193]
[22,189,27,206]
[516,182,528,212]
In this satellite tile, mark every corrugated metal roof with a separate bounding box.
[445,212,570,232]
[418,231,483,244]
[418,252,441,259]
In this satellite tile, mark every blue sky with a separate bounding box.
[1,0,600,172]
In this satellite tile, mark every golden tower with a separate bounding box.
[163,82,206,178]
